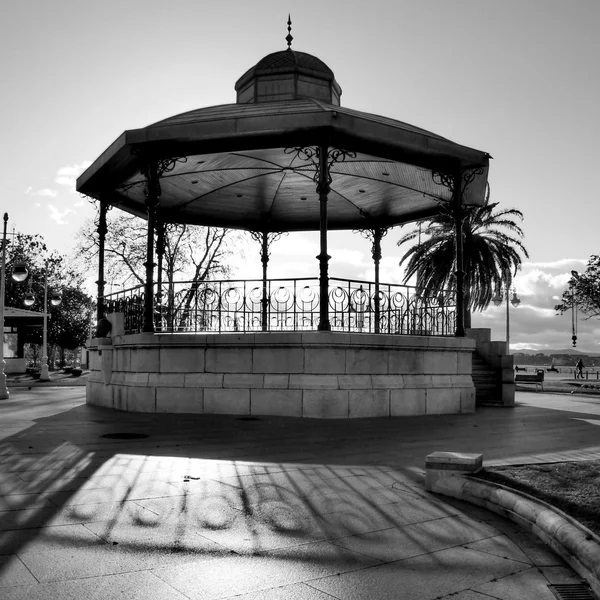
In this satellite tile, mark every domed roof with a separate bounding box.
[235,47,341,105]
[248,49,334,79]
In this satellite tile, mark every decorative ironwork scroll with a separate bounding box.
[283,146,357,191]
[248,231,287,261]
[248,231,288,331]
[103,276,455,337]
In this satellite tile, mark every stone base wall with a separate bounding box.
[86,331,476,418]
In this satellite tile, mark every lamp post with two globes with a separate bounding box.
[0,213,29,399]
[22,264,62,381]
[492,270,521,354]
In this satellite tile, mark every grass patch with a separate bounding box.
[474,460,600,538]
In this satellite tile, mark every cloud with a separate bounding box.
[525,258,588,270]
[55,160,92,191]
[474,259,600,354]
[48,204,75,225]
[25,186,58,198]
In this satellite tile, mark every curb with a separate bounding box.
[430,474,600,598]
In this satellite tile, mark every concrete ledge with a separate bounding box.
[425,451,483,490]
[427,456,600,598]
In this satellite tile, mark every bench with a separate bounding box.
[515,369,544,391]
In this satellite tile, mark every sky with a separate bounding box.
[1,0,599,353]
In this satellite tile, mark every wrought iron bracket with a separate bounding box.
[354,227,390,262]
[248,231,287,262]
[284,146,357,193]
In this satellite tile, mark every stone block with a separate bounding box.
[86,382,109,408]
[113,386,126,411]
[159,347,205,373]
[223,373,264,388]
[457,351,473,374]
[113,347,131,371]
[430,375,453,388]
[130,348,159,373]
[100,347,113,385]
[148,373,186,388]
[338,375,373,389]
[156,387,203,413]
[128,372,150,386]
[250,389,302,417]
[349,333,393,347]
[184,373,223,388]
[125,386,156,413]
[460,388,476,413]
[427,473,467,496]
[390,388,426,416]
[204,388,250,414]
[302,331,351,346]
[253,347,304,373]
[389,350,424,374]
[110,372,126,386]
[349,389,390,417]
[289,374,339,389]
[501,382,516,407]
[403,375,432,388]
[426,388,461,414]
[254,332,302,345]
[302,390,349,418]
[304,348,346,373]
[423,351,457,374]
[345,348,388,374]
[263,374,289,389]
[372,374,404,389]
[209,333,256,346]
[205,347,252,373]
[425,451,483,491]
[451,375,472,387]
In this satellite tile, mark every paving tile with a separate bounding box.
[0,571,190,600]
[0,554,38,587]
[500,531,564,566]
[464,534,534,565]
[17,528,221,582]
[310,546,530,600]
[538,565,588,585]
[83,510,232,556]
[330,514,500,562]
[438,592,498,599]
[221,582,342,600]
[473,567,559,600]
[152,540,381,599]
[0,493,54,510]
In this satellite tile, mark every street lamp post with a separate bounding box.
[0,213,29,399]
[23,263,61,381]
[0,214,9,399]
[492,272,520,354]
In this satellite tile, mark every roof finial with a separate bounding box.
[286,14,293,49]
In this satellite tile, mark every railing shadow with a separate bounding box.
[2,396,600,580]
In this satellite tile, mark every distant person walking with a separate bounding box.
[576,359,584,379]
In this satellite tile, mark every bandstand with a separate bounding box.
[77,25,490,418]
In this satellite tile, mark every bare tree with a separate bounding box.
[74,210,242,330]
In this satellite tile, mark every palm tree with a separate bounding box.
[397,198,528,329]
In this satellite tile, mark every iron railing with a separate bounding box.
[104,277,456,336]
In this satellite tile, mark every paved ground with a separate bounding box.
[1,387,600,600]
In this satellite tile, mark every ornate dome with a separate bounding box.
[235,48,342,105]
[253,49,334,77]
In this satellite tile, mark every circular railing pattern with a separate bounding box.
[104,278,456,336]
